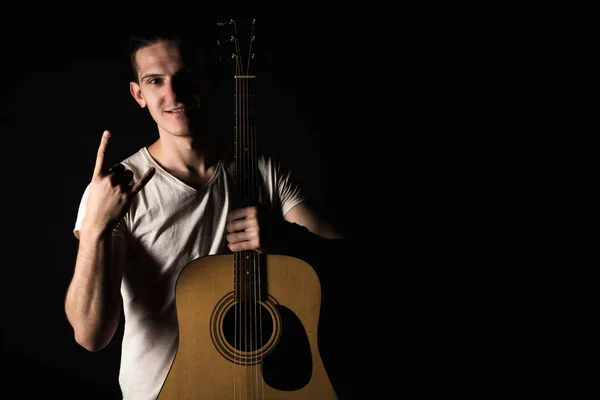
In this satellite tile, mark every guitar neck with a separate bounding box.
[232,73,259,209]
[226,20,266,298]
[232,73,265,300]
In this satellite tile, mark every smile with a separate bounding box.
[166,104,196,113]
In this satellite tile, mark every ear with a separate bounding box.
[129,81,147,108]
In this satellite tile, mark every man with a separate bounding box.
[64,33,343,399]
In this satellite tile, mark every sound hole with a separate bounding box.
[222,301,274,352]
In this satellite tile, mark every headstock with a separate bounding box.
[216,18,259,77]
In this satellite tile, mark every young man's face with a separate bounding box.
[129,40,206,137]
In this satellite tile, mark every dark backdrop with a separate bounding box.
[2,17,365,400]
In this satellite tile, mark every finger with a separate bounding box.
[226,218,253,233]
[109,164,125,186]
[108,163,125,175]
[226,206,256,222]
[228,238,259,252]
[226,208,244,222]
[227,230,254,243]
[130,167,156,195]
[120,170,134,191]
[226,219,243,233]
[122,169,134,185]
[94,130,111,176]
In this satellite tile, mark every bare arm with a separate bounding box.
[65,229,124,351]
[65,130,155,352]
[283,202,344,240]
[226,201,344,255]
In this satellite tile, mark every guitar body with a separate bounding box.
[158,254,337,399]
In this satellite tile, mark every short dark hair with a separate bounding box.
[127,33,212,82]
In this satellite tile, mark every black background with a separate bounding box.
[0,7,510,400]
[1,14,377,400]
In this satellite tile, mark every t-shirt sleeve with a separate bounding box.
[73,183,126,240]
[73,184,90,240]
[274,160,306,216]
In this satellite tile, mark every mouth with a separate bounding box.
[165,104,196,114]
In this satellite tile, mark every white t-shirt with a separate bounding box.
[73,147,305,400]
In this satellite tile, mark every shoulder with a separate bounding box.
[257,153,293,175]
[119,147,155,176]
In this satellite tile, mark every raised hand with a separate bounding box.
[81,130,155,236]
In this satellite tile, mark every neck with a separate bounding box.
[147,131,223,187]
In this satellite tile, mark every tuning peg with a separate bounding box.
[217,18,234,27]
[216,35,236,47]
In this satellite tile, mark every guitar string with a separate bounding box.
[254,60,265,400]
[234,36,239,400]
[234,26,244,398]
[245,66,255,400]
[249,57,264,400]
[243,56,252,400]
[240,48,246,399]
[245,23,262,400]
[238,35,251,399]
[246,21,263,400]
[234,20,265,399]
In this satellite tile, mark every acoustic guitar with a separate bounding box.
[157,19,338,399]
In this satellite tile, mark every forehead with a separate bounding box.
[135,40,185,75]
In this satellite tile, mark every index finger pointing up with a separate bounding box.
[94,130,111,176]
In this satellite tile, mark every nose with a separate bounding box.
[171,71,198,102]
[163,79,180,103]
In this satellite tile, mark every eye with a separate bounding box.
[147,77,163,85]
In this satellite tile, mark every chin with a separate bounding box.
[171,129,195,137]
[158,122,192,137]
